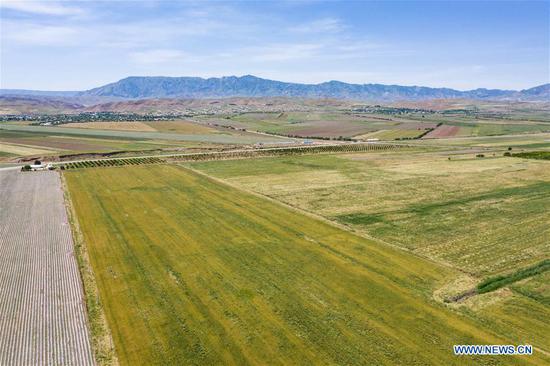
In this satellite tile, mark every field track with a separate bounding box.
[0,170,94,365]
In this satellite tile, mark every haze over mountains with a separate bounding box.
[2,75,548,102]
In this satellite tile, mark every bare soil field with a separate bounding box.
[423,125,460,138]
[0,170,93,365]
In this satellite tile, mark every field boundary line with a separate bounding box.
[182,164,464,277]
[61,172,119,366]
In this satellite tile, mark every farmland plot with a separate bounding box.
[422,125,460,138]
[191,153,550,277]
[189,152,550,353]
[0,170,93,365]
[65,165,546,365]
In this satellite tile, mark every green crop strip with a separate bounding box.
[477,260,550,294]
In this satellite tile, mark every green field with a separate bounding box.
[0,149,20,158]
[64,165,545,365]
[355,129,426,140]
[189,150,550,355]
[514,151,550,160]
[189,152,550,277]
[197,108,550,140]
[199,111,430,138]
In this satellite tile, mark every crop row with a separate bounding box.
[170,143,405,162]
[0,171,93,365]
[62,157,165,169]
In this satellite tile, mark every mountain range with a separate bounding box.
[1,75,548,101]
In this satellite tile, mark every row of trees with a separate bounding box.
[58,143,405,169]
[62,157,165,169]
[171,143,405,162]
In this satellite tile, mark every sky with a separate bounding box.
[0,0,548,91]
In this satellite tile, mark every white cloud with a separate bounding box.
[0,0,84,15]
[3,21,81,46]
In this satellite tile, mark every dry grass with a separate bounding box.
[145,120,218,134]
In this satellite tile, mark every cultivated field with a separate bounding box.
[0,141,56,155]
[423,125,460,138]
[189,149,550,354]
[203,111,430,139]
[0,123,295,162]
[413,132,550,150]
[64,165,545,365]
[190,152,550,277]
[145,120,218,134]
[0,123,292,146]
[197,106,550,140]
[64,120,220,135]
[65,121,157,132]
[0,128,188,157]
[3,98,549,364]
[355,129,427,140]
[0,170,93,365]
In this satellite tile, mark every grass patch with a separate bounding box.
[61,174,118,365]
[513,151,550,160]
[477,260,550,294]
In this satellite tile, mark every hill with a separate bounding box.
[83,75,520,100]
[2,75,548,101]
[0,96,84,115]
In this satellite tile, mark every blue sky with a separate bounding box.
[1,0,548,90]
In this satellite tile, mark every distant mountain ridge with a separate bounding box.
[2,75,548,101]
